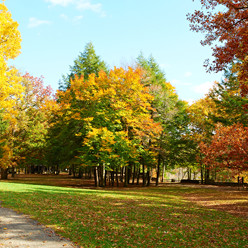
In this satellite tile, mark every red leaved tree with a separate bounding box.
[188,0,248,95]
[200,123,248,173]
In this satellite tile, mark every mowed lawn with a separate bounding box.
[0,176,247,248]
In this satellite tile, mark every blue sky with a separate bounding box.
[6,0,223,103]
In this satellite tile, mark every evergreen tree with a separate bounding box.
[208,67,248,127]
[137,53,166,86]
[59,42,108,90]
[136,54,193,184]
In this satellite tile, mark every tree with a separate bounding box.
[0,1,22,109]
[186,96,218,183]
[0,1,22,179]
[188,0,248,95]
[137,54,195,185]
[59,42,108,90]
[12,73,54,174]
[0,73,55,179]
[208,67,248,126]
[0,1,21,58]
[137,53,167,87]
[200,123,248,173]
[54,67,162,186]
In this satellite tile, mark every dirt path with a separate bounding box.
[0,206,77,248]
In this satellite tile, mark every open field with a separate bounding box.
[0,175,247,247]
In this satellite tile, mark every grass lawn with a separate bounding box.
[0,175,247,248]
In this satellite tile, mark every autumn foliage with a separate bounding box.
[55,67,162,181]
[200,123,248,172]
[188,0,248,95]
[0,1,22,110]
[1,1,248,184]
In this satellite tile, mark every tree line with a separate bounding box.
[0,0,247,186]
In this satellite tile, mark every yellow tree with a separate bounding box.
[0,1,22,178]
[55,67,162,186]
[0,1,22,108]
[187,96,217,183]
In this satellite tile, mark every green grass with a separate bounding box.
[0,182,247,248]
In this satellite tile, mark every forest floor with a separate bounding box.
[0,174,247,247]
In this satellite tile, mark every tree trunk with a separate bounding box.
[156,153,161,186]
[161,163,166,183]
[120,167,124,182]
[104,170,107,187]
[205,168,210,183]
[187,168,191,180]
[116,168,119,187]
[132,164,136,184]
[94,167,99,187]
[136,166,140,185]
[1,168,8,180]
[146,169,151,186]
[127,166,132,184]
[11,166,15,178]
[124,166,128,187]
[100,164,105,187]
[200,166,204,184]
[78,167,83,178]
[72,164,76,178]
[111,171,114,186]
[142,162,146,186]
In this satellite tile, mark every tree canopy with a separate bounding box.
[188,0,248,95]
[59,42,108,91]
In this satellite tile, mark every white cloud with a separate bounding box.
[193,81,215,95]
[28,17,51,28]
[184,72,192,77]
[46,0,105,15]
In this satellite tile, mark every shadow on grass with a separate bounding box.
[184,189,248,219]
[0,181,248,247]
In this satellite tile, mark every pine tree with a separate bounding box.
[208,67,248,126]
[59,42,108,90]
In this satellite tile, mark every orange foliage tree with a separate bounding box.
[188,0,248,95]
[53,67,162,186]
[200,123,248,174]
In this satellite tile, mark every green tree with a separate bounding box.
[137,53,166,86]
[208,68,248,126]
[52,67,161,186]
[59,42,108,90]
[8,73,55,175]
[137,54,193,185]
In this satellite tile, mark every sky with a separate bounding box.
[5,0,223,103]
